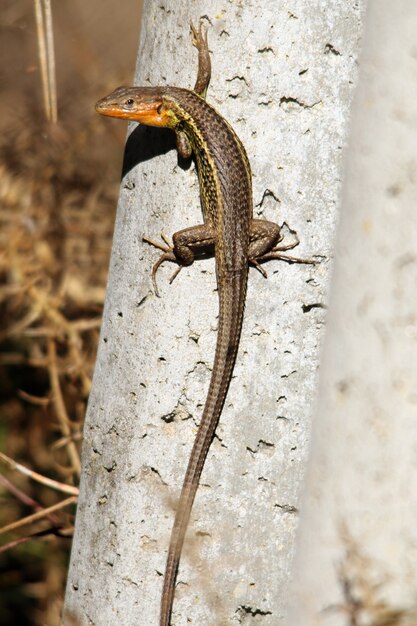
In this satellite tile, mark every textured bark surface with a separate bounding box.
[286,2,417,624]
[63,1,364,624]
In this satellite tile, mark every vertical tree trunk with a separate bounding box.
[286,2,417,624]
[63,1,364,624]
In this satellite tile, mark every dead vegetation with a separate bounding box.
[0,107,121,624]
[0,2,140,623]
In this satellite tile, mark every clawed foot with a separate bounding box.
[251,224,316,278]
[142,233,183,297]
[190,19,208,50]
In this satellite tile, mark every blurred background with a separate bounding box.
[0,1,143,623]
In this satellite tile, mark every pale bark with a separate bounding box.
[286,2,417,625]
[63,1,364,624]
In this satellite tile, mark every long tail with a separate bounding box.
[160,270,248,626]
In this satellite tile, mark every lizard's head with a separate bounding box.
[95,86,177,128]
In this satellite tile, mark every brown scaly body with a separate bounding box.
[96,21,312,626]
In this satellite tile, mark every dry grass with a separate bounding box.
[0,2,141,623]
[0,0,144,622]
[0,92,123,626]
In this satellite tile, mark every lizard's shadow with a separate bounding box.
[122,124,192,178]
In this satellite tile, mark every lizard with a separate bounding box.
[96,21,313,626]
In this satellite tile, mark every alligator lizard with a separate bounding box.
[96,21,312,626]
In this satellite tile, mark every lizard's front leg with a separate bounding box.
[191,20,211,98]
[143,223,215,295]
[172,21,211,161]
[248,219,315,276]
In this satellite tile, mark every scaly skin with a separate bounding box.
[96,21,312,626]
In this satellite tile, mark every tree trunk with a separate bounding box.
[286,2,417,624]
[63,1,364,624]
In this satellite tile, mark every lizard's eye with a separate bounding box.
[157,104,164,114]
[125,98,135,106]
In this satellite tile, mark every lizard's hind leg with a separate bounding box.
[143,222,215,295]
[249,219,315,277]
